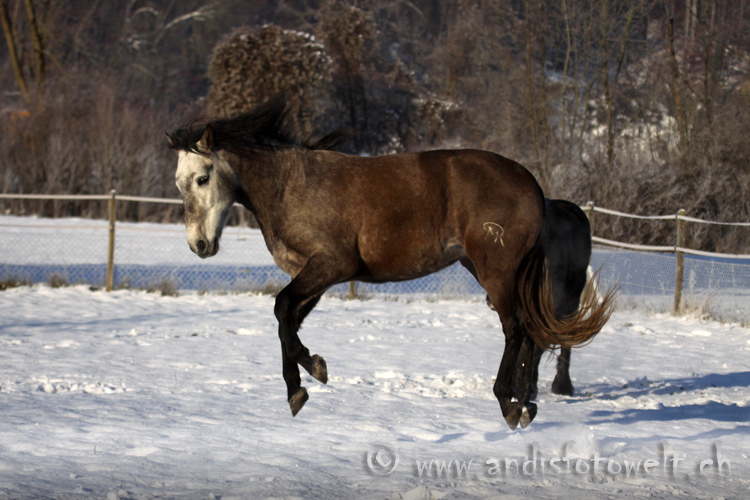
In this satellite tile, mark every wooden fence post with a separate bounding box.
[586,201,595,237]
[106,190,116,292]
[673,208,686,315]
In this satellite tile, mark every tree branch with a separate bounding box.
[23,0,45,87]
[0,0,30,104]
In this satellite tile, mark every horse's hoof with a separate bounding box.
[289,387,309,417]
[501,401,523,430]
[551,377,574,396]
[311,354,328,384]
[519,403,538,429]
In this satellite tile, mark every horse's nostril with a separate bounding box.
[196,239,207,253]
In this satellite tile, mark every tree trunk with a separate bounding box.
[23,0,45,88]
[0,0,30,103]
[668,17,689,149]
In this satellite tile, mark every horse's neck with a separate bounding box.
[233,148,306,231]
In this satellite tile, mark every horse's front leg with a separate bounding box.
[280,340,308,416]
[275,290,329,416]
[274,254,354,416]
[277,296,327,416]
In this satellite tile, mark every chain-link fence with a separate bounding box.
[592,247,750,323]
[0,212,484,297]
[1,195,749,322]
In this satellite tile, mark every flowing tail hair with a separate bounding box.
[516,242,616,350]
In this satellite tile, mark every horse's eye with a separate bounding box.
[196,175,209,186]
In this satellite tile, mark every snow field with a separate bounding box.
[1,285,749,499]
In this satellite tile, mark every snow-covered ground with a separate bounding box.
[1,285,749,499]
[0,215,275,267]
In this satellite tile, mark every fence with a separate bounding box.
[582,202,750,316]
[1,192,749,322]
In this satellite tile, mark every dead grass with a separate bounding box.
[0,277,31,291]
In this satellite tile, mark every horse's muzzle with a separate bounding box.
[190,237,219,258]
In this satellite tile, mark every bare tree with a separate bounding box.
[0,0,47,106]
[0,1,29,102]
[0,0,748,251]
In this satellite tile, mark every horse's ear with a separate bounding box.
[197,125,214,154]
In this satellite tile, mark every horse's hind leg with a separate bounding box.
[528,343,545,400]
[493,327,525,429]
[551,348,574,396]
[548,278,579,397]
[484,284,532,430]
[513,334,539,428]
[466,248,538,428]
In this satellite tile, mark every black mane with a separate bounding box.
[167,98,350,156]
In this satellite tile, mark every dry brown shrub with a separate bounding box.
[205,24,332,135]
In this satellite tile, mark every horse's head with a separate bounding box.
[169,125,236,259]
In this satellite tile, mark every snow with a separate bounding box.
[0,215,486,295]
[0,215,275,266]
[1,285,749,499]
[1,214,749,498]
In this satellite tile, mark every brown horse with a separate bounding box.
[167,99,614,429]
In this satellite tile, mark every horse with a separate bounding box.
[510,199,595,399]
[166,99,615,430]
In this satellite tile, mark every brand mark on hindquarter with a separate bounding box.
[483,222,505,246]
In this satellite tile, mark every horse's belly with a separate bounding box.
[358,236,465,281]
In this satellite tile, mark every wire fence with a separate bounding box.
[1,193,749,323]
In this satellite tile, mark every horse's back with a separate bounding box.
[378,149,542,229]
[356,148,544,224]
